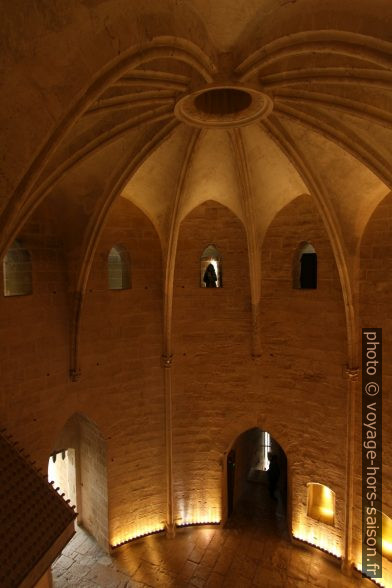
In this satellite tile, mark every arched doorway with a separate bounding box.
[224,428,288,530]
[48,413,109,551]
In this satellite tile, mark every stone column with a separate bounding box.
[342,366,359,574]
[162,353,176,538]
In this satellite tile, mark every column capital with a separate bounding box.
[162,354,173,368]
[345,366,359,382]
[69,367,81,382]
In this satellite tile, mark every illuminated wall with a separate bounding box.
[79,199,166,547]
[357,192,392,587]
[171,196,347,557]
[0,196,350,561]
[48,449,77,508]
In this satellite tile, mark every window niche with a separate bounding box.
[307,482,335,526]
[200,244,222,288]
[3,239,33,297]
[293,242,317,289]
[108,245,131,290]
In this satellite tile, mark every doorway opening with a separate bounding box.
[48,448,77,507]
[225,428,288,530]
[48,413,109,551]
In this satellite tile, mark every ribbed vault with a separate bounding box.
[1,1,391,577]
[0,1,390,364]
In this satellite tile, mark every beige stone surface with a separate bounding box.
[0,0,391,585]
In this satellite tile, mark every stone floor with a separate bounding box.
[53,480,373,587]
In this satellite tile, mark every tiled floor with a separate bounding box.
[53,480,372,587]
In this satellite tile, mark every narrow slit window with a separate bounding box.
[307,482,335,526]
[293,242,317,289]
[200,245,222,288]
[3,239,33,296]
[108,245,131,290]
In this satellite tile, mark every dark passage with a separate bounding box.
[300,252,317,289]
[226,428,288,536]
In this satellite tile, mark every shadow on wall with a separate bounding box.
[48,413,109,551]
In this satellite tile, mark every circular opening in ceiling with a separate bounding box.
[194,88,252,116]
[174,84,273,129]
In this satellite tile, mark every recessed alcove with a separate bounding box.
[307,483,335,526]
[380,512,392,562]
[3,239,33,296]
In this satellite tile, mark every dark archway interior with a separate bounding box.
[300,252,317,289]
[227,428,288,533]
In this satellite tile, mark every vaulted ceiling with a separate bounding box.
[1,1,391,361]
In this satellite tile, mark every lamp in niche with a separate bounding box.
[200,244,222,288]
[307,482,335,526]
[381,512,392,561]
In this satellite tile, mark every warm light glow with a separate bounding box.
[111,524,165,548]
[48,449,77,507]
[354,563,390,588]
[307,482,335,526]
[382,513,392,562]
[292,522,341,558]
[179,517,221,526]
[177,501,221,528]
[352,512,392,588]
[383,539,392,557]
[319,507,334,517]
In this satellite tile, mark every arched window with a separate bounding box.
[307,482,335,526]
[108,245,131,290]
[3,239,33,296]
[200,244,222,288]
[293,242,317,289]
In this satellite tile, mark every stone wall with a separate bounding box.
[358,192,392,584]
[0,197,166,549]
[0,200,70,457]
[78,197,166,546]
[171,196,347,555]
[79,416,108,550]
[2,192,389,571]
[260,194,347,555]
